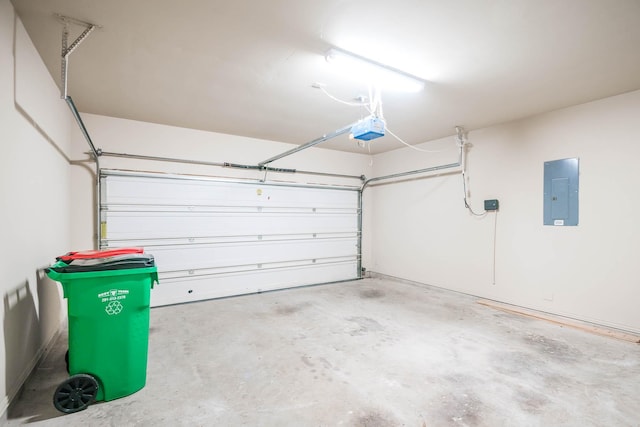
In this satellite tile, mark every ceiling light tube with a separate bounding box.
[325,47,425,93]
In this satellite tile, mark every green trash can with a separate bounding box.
[47,260,158,413]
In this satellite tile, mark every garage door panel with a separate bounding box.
[159,256,356,280]
[105,232,356,247]
[101,171,360,306]
[103,212,357,240]
[139,238,358,272]
[105,174,358,209]
[150,261,358,306]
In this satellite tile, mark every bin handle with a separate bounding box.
[46,268,63,282]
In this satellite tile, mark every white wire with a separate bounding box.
[321,82,486,217]
[322,81,484,216]
[462,169,486,217]
[492,210,498,285]
[384,126,449,153]
[369,86,383,119]
[320,84,450,155]
[459,134,487,217]
[319,86,368,107]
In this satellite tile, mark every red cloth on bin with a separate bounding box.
[57,247,144,262]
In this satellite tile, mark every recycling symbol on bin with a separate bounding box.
[105,301,123,315]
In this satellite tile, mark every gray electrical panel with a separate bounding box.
[544,158,579,226]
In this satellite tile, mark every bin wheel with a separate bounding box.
[53,374,99,414]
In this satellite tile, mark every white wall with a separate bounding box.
[5,1,636,416]
[69,114,374,259]
[367,89,640,334]
[0,1,71,416]
[72,93,640,334]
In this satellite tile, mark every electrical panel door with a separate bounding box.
[544,158,579,226]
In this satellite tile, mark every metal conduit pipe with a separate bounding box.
[258,122,355,166]
[360,144,463,191]
[66,97,99,158]
[356,144,464,277]
[98,151,225,168]
[65,96,102,248]
[96,151,364,181]
[295,170,366,181]
[356,190,363,278]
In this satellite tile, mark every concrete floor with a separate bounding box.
[5,275,640,426]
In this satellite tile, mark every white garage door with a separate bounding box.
[100,170,360,306]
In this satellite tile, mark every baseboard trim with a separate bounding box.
[368,271,640,339]
[477,299,640,343]
[1,323,64,418]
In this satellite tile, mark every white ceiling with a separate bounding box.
[11,0,640,154]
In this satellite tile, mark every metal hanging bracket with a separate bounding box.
[56,14,100,99]
[56,13,101,158]
[56,14,102,248]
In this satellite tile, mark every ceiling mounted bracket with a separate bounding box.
[56,14,100,99]
[455,125,467,146]
[56,14,102,247]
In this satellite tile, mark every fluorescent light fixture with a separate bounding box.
[325,47,425,93]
